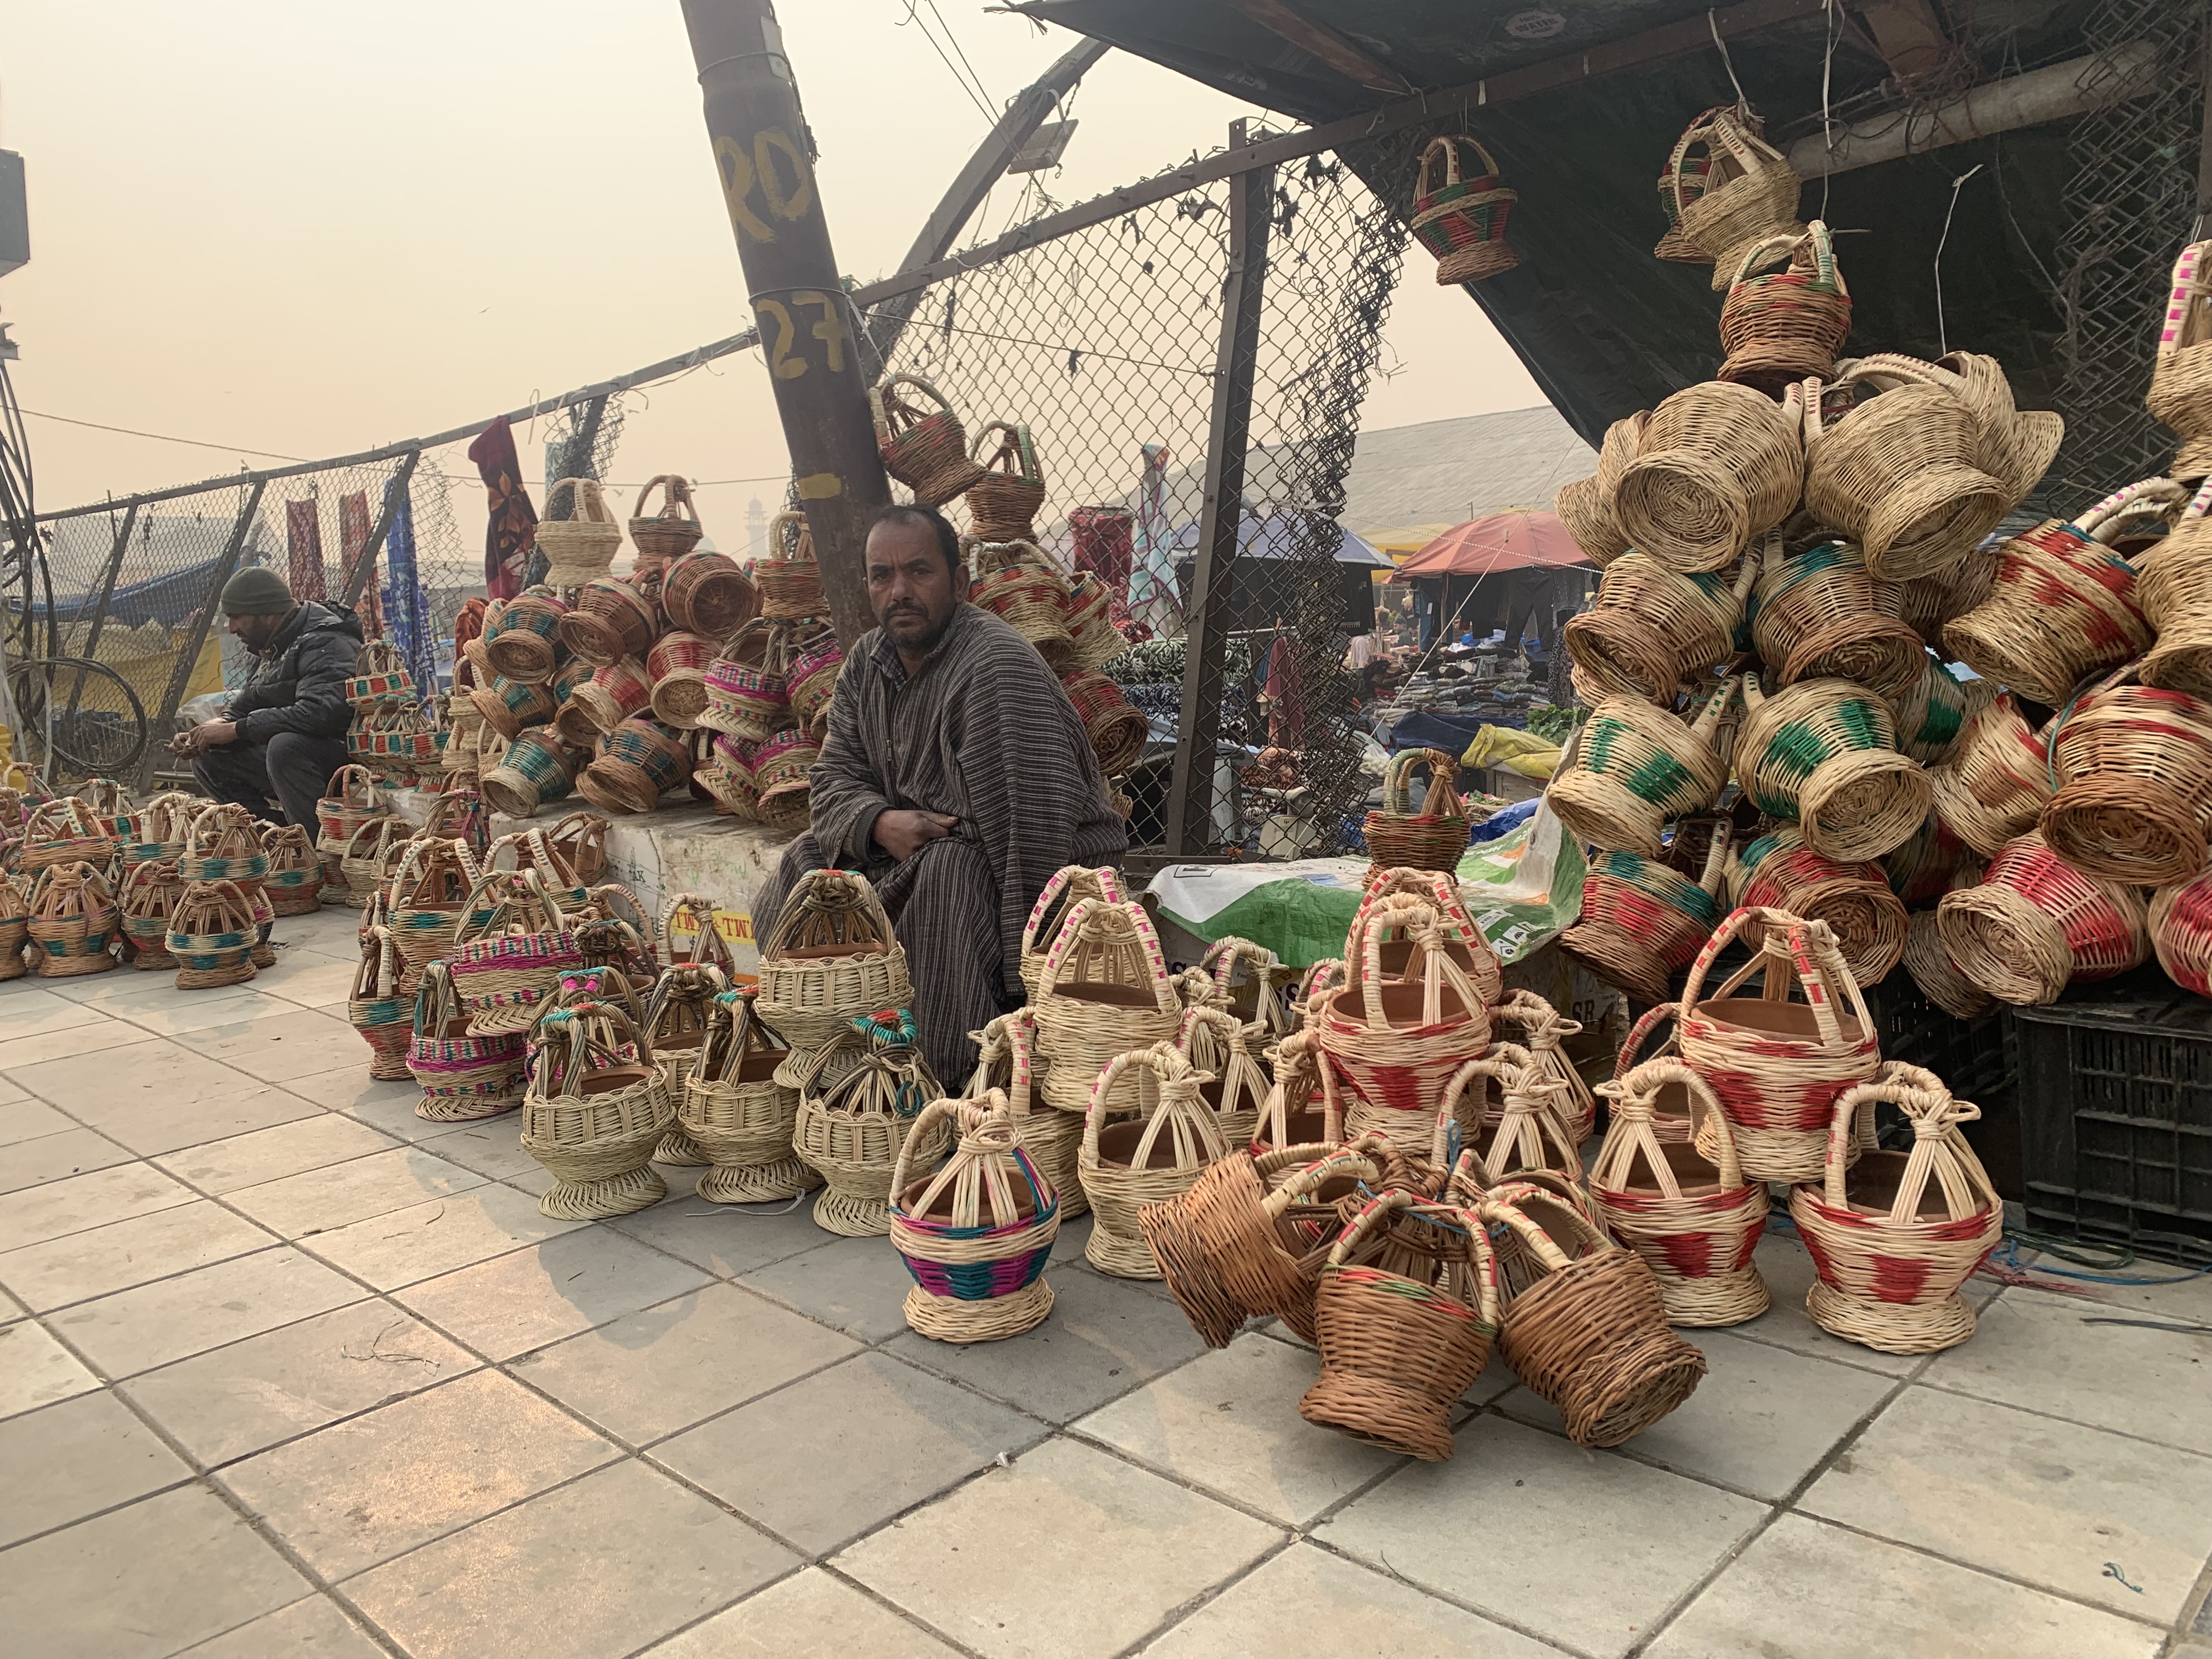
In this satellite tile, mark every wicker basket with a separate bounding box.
[1547,680,1735,858]
[627,473,705,578]
[482,588,571,685]
[755,867,913,1048]
[1313,896,1492,1152]
[314,765,386,893]
[1889,653,1991,768]
[961,1007,1085,1218]
[408,960,527,1121]
[891,1094,1060,1342]
[1564,554,1758,706]
[1410,134,1519,284]
[161,874,258,988]
[1804,373,2007,582]
[1936,831,2149,1006]
[1297,1191,1500,1461]
[966,421,1046,540]
[1659,104,1805,288]
[663,548,758,641]
[2140,480,2212,696]
[645,892,737,1165]
[1789,1062,2002,1353]
[521,1001,674,1219]
[757,511,827,621]
[76,777,131,841]
[345,639,414,710]
[0,870,26,980]
[1903,905,1996,1020]
[1928,692,2051,857]
[555,577,659,667]
[1842,351,2064,511]
[2152,854,2212,994]
[794,1041,949,1235]
[1680,906,1880,1183]
[681,991,817,1203]
[117,857,179,970]
[1364,747,1471,871]
[570,881,659,984]
[385,836,481,994]
[558,657,653,742]
[1590,1058,1770,1327]
[1031,896,1183,1113]
[1175,1004,1269,1148]
[259,824,325,915]
[1060,670,1146,775]
[1717,221,1850,390]
[1884,806,1980,910]
[347,925,414,1080]
[1552,411,1646,570]
[577,719,691,816]
[786,633,845,730]
[695,618,796,741]
[1737,673,1931,864]
[1491,988,1595,1145]
[1751,538,1923,701]
[1079,1046,1233,1279]
[2148,239,2212,476]
[970,539,1073,663]
[1728,827,1908,987]
[2040,681,2212,885]
[1613,380,1803,572]
[1485,1181,1707,1446]
[1944,478,2177,705]
[1061,571,1128,669]
[22,798,115,876]
[1560,830,1731,1006]
[753,729,819,831]
[645,631,719,730]
[1432,1049,1574,1194]
[535,478,623,590]
[1350,865,1504,1005]
[479,730,579,820]
[1199,934,1292,1044]
[871,374,988,506]
[335,816,408,910]
[1019,864,1125,1000]
[447,868,584,1035]
[470,675,561,742]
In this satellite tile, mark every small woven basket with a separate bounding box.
[1351,866,1504,1005]
[2148,240,2212,475]
[1728,827,1908,988]
[1364,747,1472,871]
[1564,554,1757,706]
[1061,571,1127,669]
[1936,831,2149,1006]
[345,639,415,709]
[482,588,571,685]
[628,474,706,577]
[1079,1046,1232,1279]
[2140,479,2212,697]
[535,478,623,590]
[522,1000,675,1219]
[2040,681,2212,885]
[1903,906,1996,1020]
[1019,864,1126,1000]
[21,798,115,876]
[1060,669,1147,776]
[1804,372,2007,582]
[555,577,659,667]
[1717,221,1850,390]
[1928,692,2051,857]
[663,548,759,640]
[891,1093,1059,1342]
[163,876,253,988]
[479,730,580,820]
[970,539,1073,663]
[1409,133,1519,283]
[1679,906,1880,1184]
[259,824,324,915]
[1613,381,1803,572]
[646,631,720,729]
[756,512,827,620]
[1199,934,1293,1043]
[315,765,386,891]
[447,867,584,1035]
[347,925,414,1080]
[1031,896,1182,1113]
[786,633,845,730]
[1294,1193,1498,1464]
[560,656,653,742]
[0,870,26,980]
[1737,672,1931,864]
[645,891,737,1165]
[577,719,691,816]
[470,675,560,742]
[1750,538,1923,701]
[118,858,180,971]
[964,421,1046,540]
[408,960,527,1121]
[1486,1181,1708,1447]
[1788,1062,2002,1354]
[1547,680,1734,858]
[871,374,988,505]
[336,816,409,910]
[1560,830,1730,1006]
[1659,104,1805,289]
[1491,989,1596,1146]
[696,618,795,741]
[964,1006,1085,1219]
[682,991,818,1203]
[1590,1059,1770,1327]
[1844,351,2063,511]
[1175,1003,1270,1148]
[794,1036,949,1235]
[755,867,914,1048]
[386,836,482,992]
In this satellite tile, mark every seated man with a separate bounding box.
[751,504,1127,1084]
[176,566,363,829]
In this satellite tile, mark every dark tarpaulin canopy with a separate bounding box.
[1012,0,2144,507]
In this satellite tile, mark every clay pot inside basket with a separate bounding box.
[1096,1118,1192,1172]
[1696,996,1869,1047]
[900,1171,1043,1227]
[1831,1150,1954,1223]
[1378,937,1487,982]
[1054,983,1162,1013]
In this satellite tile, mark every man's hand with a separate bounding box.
[180,719,238,755]
[872,808,956,862]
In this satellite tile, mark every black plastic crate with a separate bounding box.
[2013,967,2212,1268]
[1863,972,2021,1200]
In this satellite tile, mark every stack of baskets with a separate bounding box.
[346,640,447,791]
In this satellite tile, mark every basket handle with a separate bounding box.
[1417,134,1463,198]
[1725,229,1807,290]
[1598,1056,1739,1196]
[631,475,698,524]
[544,477,613,526]
[1259,1143,1383,1221]
[1381,747,1455,817]
[2158,240,2212,360]
[1696,822,1734,895]
[868,373,955,444]
[355,924,398,1001]
[1348,895,1481,1031]
[1177,1001,1249,1063]
[1826,1060,1994,1221]
[1687,674,1740,743]
[2076,476,2187,544]
[891,1093,980,1221]
[967,419,1042,486]
[454,865,561,945]
[1322,1191,1499,1323]
[1433,1052,1526,1167]
[662,891,736,974]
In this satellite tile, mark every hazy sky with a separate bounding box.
[0,1,1544,535]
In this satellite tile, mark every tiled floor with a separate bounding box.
[3,901,2210,1658]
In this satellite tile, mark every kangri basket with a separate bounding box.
[347,926,414,1080]
[2041,681,2212,885]
[964,1007,1085,1220]
[756,511,826,620]
[1728,826,1908,987]
[1589,1058,1769,1326]
[22,798,115,875]
[2152,857,2212,995]
[628,473,705,576]
[794,1040,948,1236]
[535,478,622,590]
[2141,478,2212,697]
[471,675,560,742]
[0,870,26,980]
[29,862,122,978]
[119,858,180,971]
[479,730,579,820]
[753,729,819,832]
[1410,134,1518,284]
[1019,864,1124,1000]
[1889,653,1991,766]
[786,633,844,730]
[1352,865,1503,1005]
[2148,240,2212,477]
[522,1000,674,1219]
[1061,571,1127,669]
[1936,831,2148,1006]
[345,639,414,708]
[482,587,570,685]
[1031,896,1183,1113]
[1737,672,1931,863]
[1201,933,1293,1043]
[871,374,988,505]
[663,547,758,639]
[1547,680,1734,857]
[1298,1191,1500,1461]
[483,825,591,913]
[646,631,719,729]
[1929,692,2051,857]
[1060,670,1146,775]
[1486,1181,1708,1447]
[1564,554,1757,706]
[556,577,658,668]
[164,874,253,988]
[1788,1062,2002,1353]
[1804,371,2007,580]
[1079,1046,1233,1279]
[1903,905,1996,1020]
[1679,906,1880,1183]
[408,960,526,1121]
[1560,830,1730,1006]
[1175,1004,1269,1148]
[259,823,324,915]
[1438,1050,1578,1192]
[1658,105,1805,287]
[645,893,735,1165]
[1491,988,1595,1146]
[1613,380,1803,572]
[577,719,690,816]
[965,421,1046,540]
[890,1094,1059,1342]
[970,539,1072,662]
[755,867,913,1048]
[1363,747,1470,871]
[447,867,583,1035]
[561,657,653,740]
[336,816,409,909]
[1751,538,1923,701]
[682,991,818,1203]
[1717,221,1850,390]
[386,836,482,991]
[1842,351,2064,511]
[696,617,795,740]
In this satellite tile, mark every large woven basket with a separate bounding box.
[1841,351,2063,512]
[2148,240,2212,476]
[2040,681,2212,885]
[1789,1062,2002,1354]
[1805,371,2007,582]
[1564,554,1757,706]
[1019,864,1125,1000]
[1363,747,1470,872]
[1718,221,1850,390]
[1079,1046,1233,1280]
[1944,478,2176,706]
[1728,827,1908,988]
[755,868,913,1048]
[1936,831,2149,1006]
[794,1040,949,1236]
[1560,830,1730,1006]
[1751,538,1923,701]
[1031,896,1182,1112]
[1547,680,1734,857]
[871,374,988,505]
[1659,104,1805,287]
[1590,1058,1769,1327]
[1737,673,1930,864]
[1298,1191,1500,1461]
[408,960,526,1121]
[556,577,659,668]
[1680,906,1879,1184]
[1613,380,1803,572]
[891,1094,1059,1342]
[681,991,817,1203]
[521,1001,674,1218]
[536,478,623,590]
[965,421,1047,541]
[645,631,720,730]
[1903,904,1996,1020]
[1410,134,1519,284]
[165,875,253,989]
[1928,692,2051,857]
[447,867,583,1035]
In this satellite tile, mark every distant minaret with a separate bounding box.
[744,498,768,570]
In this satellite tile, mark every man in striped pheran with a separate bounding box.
[750,504,1127,1084]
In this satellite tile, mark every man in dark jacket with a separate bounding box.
[177,566,364,827]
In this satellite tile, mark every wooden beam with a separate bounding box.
[1856,0,1950,81]
[1217,0,1413,95]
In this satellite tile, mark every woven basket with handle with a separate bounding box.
[1613,380,1803,573]
[1363,747,1471,872]
[1936,830,2148,1006]
[1737,672,1931,864]
[2041,680,2212,885]
[755,868,913,1048]
[1175,1003,1269,1149]
[1410,134,1519,284]
[794,1032,948,1236]
[1727,826,1908,988]
[628,473,705,575]
[1560,827,1731,1006]
[1351,865,1503,1003]
[964,1006,1085,1221]
[2148,239,2212,477]
[522,1000,674,1219]
[871,374,988,505]
[1717,221,1850,390]
[408,960,526,1121]
[681,990,819,1203]
[1019,865,1125,1000]
[646,892,736,1165]
[165,875,251,989]
[1804,372,2007,582]
[1751,537,1924,701]
[483,588,571,685]
[1079,1046,1233,1279]
[556,576,659,667]
[1031,896,1183,1113]
[1564,554,1757,706]
[1658,104,1804,288]
[891,1094,1059,1342]
[964,421,1046,540]
[535,478,623,590]
[1547,680,1735,858]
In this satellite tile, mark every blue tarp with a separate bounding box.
[1165,510,1392,567]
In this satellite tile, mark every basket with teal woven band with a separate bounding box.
[890,1092,1059,1343]
[259,823,325,915]
[479,730,580,820]
[179,803,269,889]
[1749,537,1923,702]
[346,924,413,1078]
[1560,825,1731,1005]
[483,585,571,686]
[1737,673,1931,864]
[21,797,114,876]
[119,858,181,971]
[345,639,416,708]
[408,960,526,1122]
[1727,826,1908,988]
[166,876,256,990]
[1410,135,1519,284]
[1547,678,1737,859]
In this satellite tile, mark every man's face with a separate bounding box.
[225,610,287,652]
[866,519,964,653]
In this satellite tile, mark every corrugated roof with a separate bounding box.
[1340,407,1595,538]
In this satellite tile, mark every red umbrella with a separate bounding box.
[1390,508,1594,580]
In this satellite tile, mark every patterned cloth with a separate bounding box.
[381,482,438,699]
[466,415,535,601]
[751,603,1127,1083]
[284,499,328,601]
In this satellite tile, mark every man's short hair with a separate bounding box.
[867,503,963,576]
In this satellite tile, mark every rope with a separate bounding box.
[1934,165,1984,356]
[1708,10,1752,116]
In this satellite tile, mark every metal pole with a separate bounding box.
[1166,122,1273,856]
[137,477,266,791]
[681,0,888,649]
[339,450,421,612]
[59,502,138,732]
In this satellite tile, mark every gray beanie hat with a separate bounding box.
[220,566,294,617]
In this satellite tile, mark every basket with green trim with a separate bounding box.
[1736,673,1931,864]
[1546,678,1736,858]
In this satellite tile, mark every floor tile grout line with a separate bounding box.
[1288,1531,1601,1658]
[1906,1373,2212,1463]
